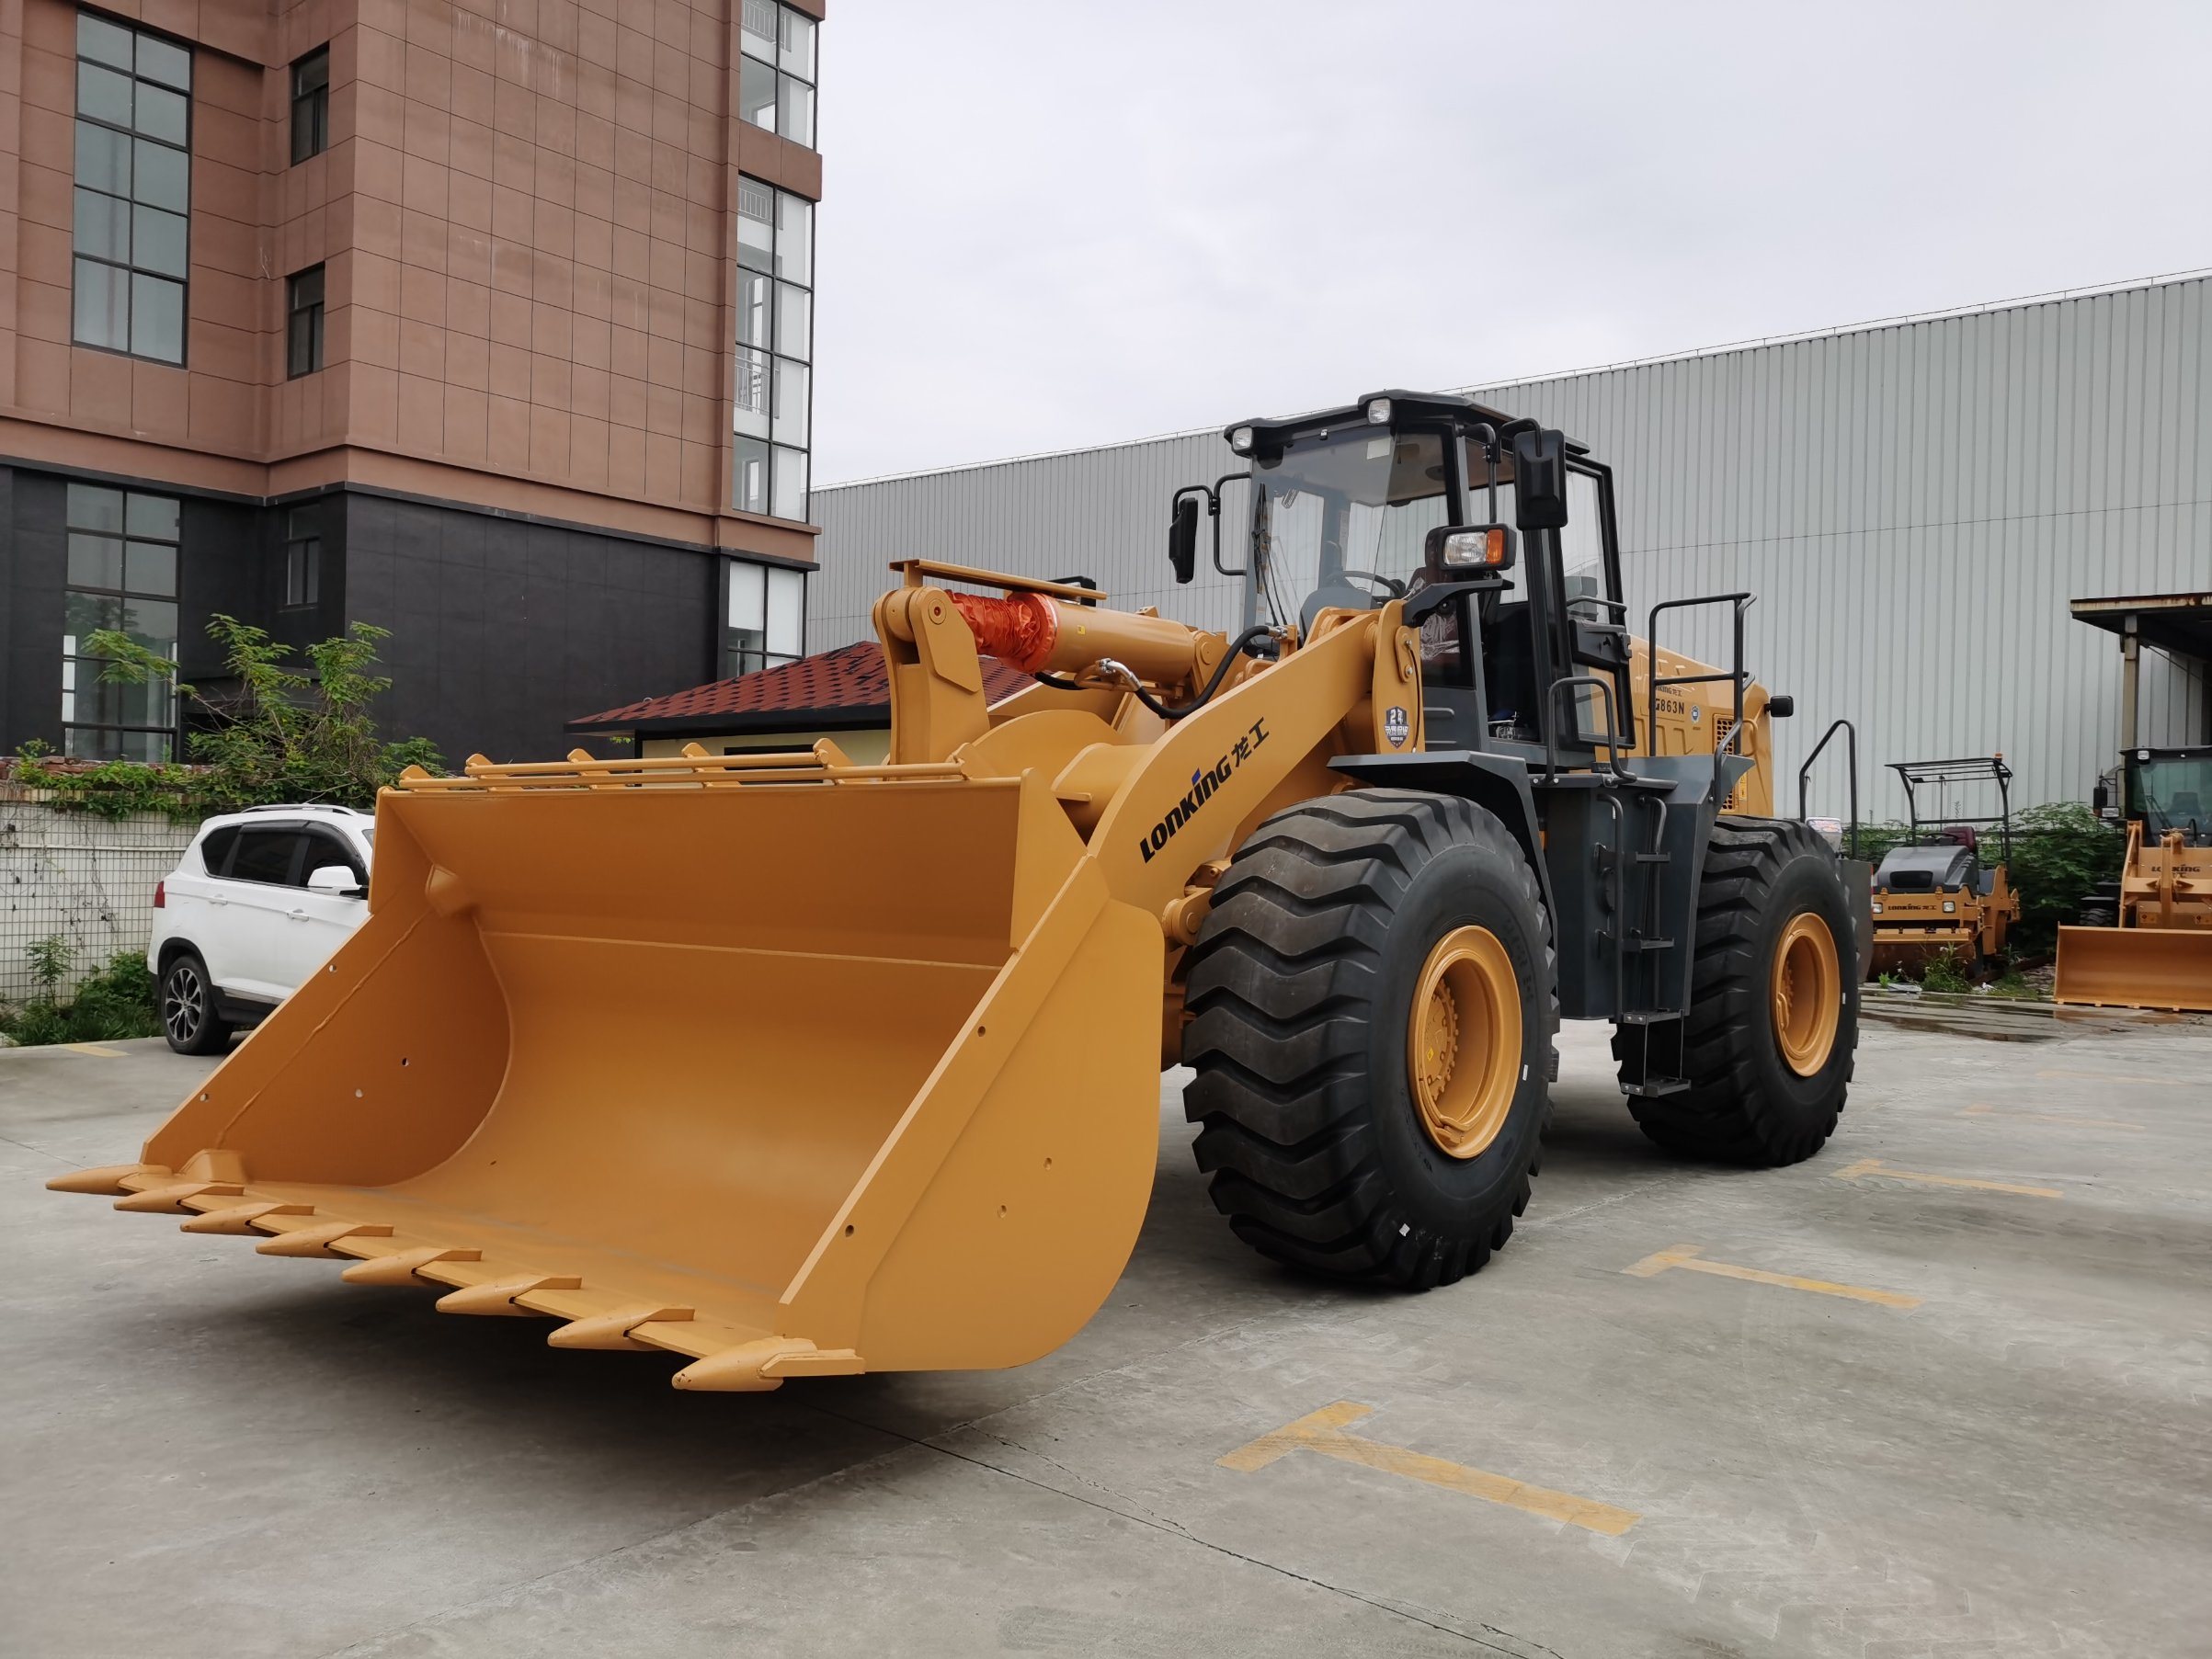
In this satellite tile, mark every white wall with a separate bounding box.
[812,275,2212,820]
[0,794,190,1002]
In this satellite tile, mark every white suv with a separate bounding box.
[149,804,374,1054]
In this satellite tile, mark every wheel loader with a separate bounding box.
[2054,744,2212,1011]
[1866,756,2020,976]
[51,390,1865,1392]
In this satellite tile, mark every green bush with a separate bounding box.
[0,940,162,1047]
[2005,801,2125,956]
[1919,951,1973,994]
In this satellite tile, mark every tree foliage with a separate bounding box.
[14,615,442,818]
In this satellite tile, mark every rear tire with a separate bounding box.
[1615,817,1857,1165]
[1181,790,1554,1289]
[161,949,231,1056]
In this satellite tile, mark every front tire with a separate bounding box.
[1181,790,1554,1289]
[161,950,231,1056]
[1617,817,1858,1165]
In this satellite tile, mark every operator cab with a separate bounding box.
[2122,745,2212,844]
[1169,390,1634,767]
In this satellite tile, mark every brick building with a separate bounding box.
[0,0,822,763]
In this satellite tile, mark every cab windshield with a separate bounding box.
[1248,427,1450,629]
[2131,753,2212,838]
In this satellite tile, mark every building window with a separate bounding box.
[291,47,329,164]
[287,265,325,378]
[739,1,816,149]
[71,10,190,365]
[734,176,813,522]
[283,506,321,608]
[63,482,180,762]
[725,561,805,677]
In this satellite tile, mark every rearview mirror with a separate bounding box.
[1168,496,1199,585]
[307,864,364,898]
[1511,427,1568,530]
[2092,780,2110,814]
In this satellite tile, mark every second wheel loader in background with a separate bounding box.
[52,390,1866,1391]
[2056,744,2212,1011]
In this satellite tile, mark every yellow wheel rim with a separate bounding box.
[1770,912,1841,1076]
[1407,926,1522,1160]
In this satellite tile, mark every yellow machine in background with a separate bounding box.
[1867,756,2019,976]
[52,392,1862,1392]
[2056,745,2212,1011]
[1627,643,1781,815]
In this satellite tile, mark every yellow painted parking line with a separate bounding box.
[1622,1244,1921,1309]
[1835,1156,2062,1199]
[1963,1104,2143,1131]
[2034,1067,2186,1088]
[1218,1402,1638,1537]
[63,1043,125,1058]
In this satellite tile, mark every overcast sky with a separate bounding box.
[810,1,2212,485]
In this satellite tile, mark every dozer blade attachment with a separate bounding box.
[2054,924,2212,1012]
[51,749,1163,1388]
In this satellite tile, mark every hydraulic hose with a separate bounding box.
[1036,625,1278,722]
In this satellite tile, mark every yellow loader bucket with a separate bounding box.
[53,751,1163,1389]
[2053,923,2212,1013]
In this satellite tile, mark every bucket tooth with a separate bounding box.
[181,1202,314,1234]
[671,1338,828,1392]
[435,1275,582,1316]
[115,1181,243,1214]
[255,1222,395,1257]
[339,1246,483,1286]
[46,1163,164,1196]
[546,1305,696,1350]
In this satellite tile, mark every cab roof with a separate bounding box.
[1225,389,1589,457]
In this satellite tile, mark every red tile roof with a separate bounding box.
[569,642,1033,733]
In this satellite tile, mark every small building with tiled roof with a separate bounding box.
[568,642,1033,763]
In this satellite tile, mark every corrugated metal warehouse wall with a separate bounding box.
[815,275,2211,818]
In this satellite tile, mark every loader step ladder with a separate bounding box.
[1551,672,1691,1098]
[1613,793,1688,1099]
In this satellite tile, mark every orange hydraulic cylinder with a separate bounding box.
[949,592,1212,687]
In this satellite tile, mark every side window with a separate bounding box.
[198,824,239,874]
[1559,472,1608,592]
[228,827,304,886]
[302,828,364,886]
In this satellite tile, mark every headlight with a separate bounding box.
[1870,902,1883,915]
[1228,426,1255,455]
[1430,525,1516,569]
[1942,900,1956,914]
[1365,398,1392,425]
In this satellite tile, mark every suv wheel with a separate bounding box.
[161,950,231,1056]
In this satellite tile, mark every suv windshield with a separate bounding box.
[1249,428,1449,629]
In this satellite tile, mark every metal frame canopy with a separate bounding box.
[2070,591,2212,751]
[1888,755,2013,862]
[2069,591,2212,659]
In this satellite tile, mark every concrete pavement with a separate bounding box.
[3,1002,2207,1657]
